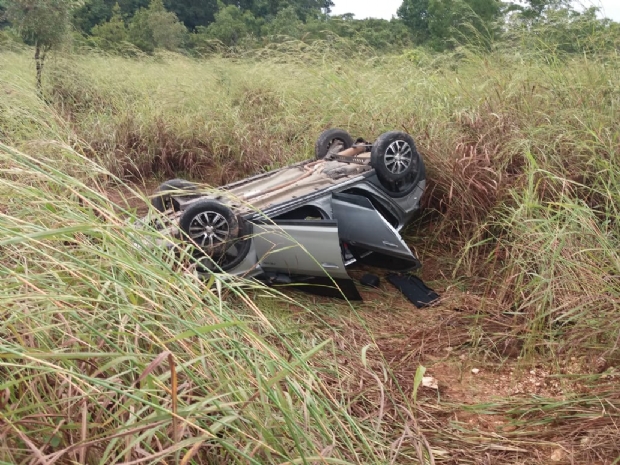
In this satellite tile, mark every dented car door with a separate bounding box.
[331,192,420,269]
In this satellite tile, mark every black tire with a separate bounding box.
[152,179,198,213]
[370,132,419,183]
[194,216,252,273]
[179,200,239,257]
[315,128,354,159]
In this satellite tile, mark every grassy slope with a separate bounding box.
[1,47,619,463]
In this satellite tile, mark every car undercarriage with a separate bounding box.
[141,129,427,299]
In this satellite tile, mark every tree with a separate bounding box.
[73,0,115,33]
[354,18,413,50]
[127,6,153,51]
[127,0,186,52]
[73,0,150,34]
[163,0,217,30]
[397,0,501,49]
[291,0,333,21]
[222,0,332,22]
[7,0,74,91]
[513,0,570,20]
[116,0,148,17]
[264,5,302,38]
[397,0,430,43]
[91,2,127,49]
[505,5,619,54]
[205,3,258,46]
[0,0,9,28]
[146,0,186,49]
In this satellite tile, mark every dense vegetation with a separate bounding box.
[1,1,620,464]
[1,0,619,55]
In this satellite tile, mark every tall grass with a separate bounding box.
[0,142,401,463]
[1,43,620,463]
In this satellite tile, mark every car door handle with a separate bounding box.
[382,241,399,248]
[321,263,340,269]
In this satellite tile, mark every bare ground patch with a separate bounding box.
[283,268,620,464]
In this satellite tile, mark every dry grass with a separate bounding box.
[1,42,620,463]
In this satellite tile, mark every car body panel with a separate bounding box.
[253,220,350,279]
[331,192,419,267]
[143,133,427,300]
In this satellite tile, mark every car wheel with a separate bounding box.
[152,179,198,213]
[370,132,419,183]
[315,128,354,159]
[179,200,239,257]
[194,216,252,273]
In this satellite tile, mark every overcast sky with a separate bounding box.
[330,1,620,22]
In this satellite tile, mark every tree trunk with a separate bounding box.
[35,44,42,93]
[34,43,46,94]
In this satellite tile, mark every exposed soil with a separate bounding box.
[104,179,159,216]
[285,262,620,464]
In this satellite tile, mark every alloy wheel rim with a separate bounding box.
[188,211,230,250]
[384,140,413,175]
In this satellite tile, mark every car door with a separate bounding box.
[331,192,420,270]
[252,219,350,279]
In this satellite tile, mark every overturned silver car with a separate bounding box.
[145,129,426,299]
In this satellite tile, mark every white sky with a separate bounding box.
[330,0,620,22]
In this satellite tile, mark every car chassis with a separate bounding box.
[144,129,426,300]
